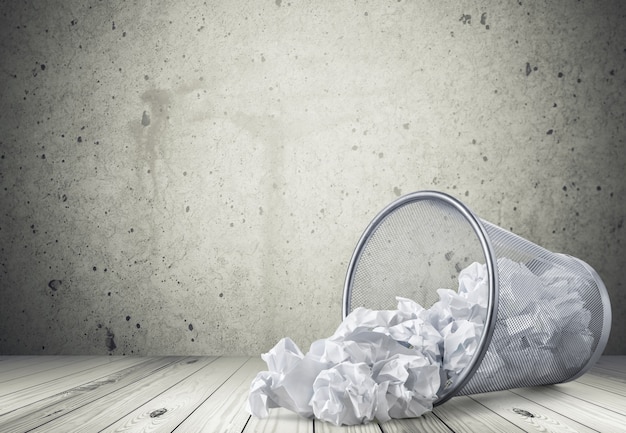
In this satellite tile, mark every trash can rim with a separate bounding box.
[341,190,499,405]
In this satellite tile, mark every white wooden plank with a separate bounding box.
[549,381,626,415]
[380,413,452,433]
[0,356,51,377]
[0,357,178,433]
[590,365,626,381]
[594,356,626,372]
[97,357,248,433]
[243,407,314,433]
[433,395,525,433]
[315,419,383,433]
[175,357,263,433]
[0,356,101,384]
[511,385,626,432]
[0,356,39,362]
[0,357,130,406]
[577,371,626,396]
[28,357,216,433]
[470,389,598,433]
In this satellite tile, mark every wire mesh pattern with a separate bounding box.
[343,191,611,403]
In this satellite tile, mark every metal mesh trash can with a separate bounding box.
[343,191,611,404]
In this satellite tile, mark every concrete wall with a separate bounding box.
[0,0,624,356]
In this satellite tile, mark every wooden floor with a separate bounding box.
[0,356,624,433]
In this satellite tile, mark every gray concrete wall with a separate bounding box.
[0,0,624,356]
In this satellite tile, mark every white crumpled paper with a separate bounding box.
[247,261,489,426]
[247,258,595,426]
[471,258,595,383]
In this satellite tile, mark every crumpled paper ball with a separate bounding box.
[248,258,596,425]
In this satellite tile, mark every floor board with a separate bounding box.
[0,355,623,432]
[176,357,263,433]
[0,357,178,433]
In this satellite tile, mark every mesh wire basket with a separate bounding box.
[342,190,611,404]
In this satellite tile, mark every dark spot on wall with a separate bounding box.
[547,129,553,135]
[393,186,402,196]
[219,292,224,298]
[558,72,564,78]
[77,136,82,143]
[136,323,141,329]
[275,0,281,6]
[525,63,532,76]
[480,12,487,25]
[141,111,151,127]
[597,185,602,191]
[459,14,471,24]
[403,123,410,129]
[105,329,116,351]
[40,64,46,70]
[185,206,190,212]
[483,156,488,161]
[126,315,131,321]
[445,251,454,261]
[48,279,62,290]
[93,266,97,271]
[563,185,567,191]
[188,323,193,331]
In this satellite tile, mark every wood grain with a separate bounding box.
[433,395,525,433]
[98,357,248,433]
[176,357,263,433]
[0,357,177,433]
[380,412,452,433]
[511,385,626,432]
[470,389,597,432]
[0,356,624,432]
[26,357,216,433]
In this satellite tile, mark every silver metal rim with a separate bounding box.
[342,190,499,404]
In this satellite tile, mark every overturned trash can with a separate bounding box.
[343,190,612,404]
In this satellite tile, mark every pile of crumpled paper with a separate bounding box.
[247,262,489,425]
[247,259,594,426]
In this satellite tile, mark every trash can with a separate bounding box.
[343,190,611,404]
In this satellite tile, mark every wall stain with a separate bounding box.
[105,328,116,351]
[48,279,62,290]
[459,14,471,24]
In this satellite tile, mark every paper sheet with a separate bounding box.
[247,258,595,426]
